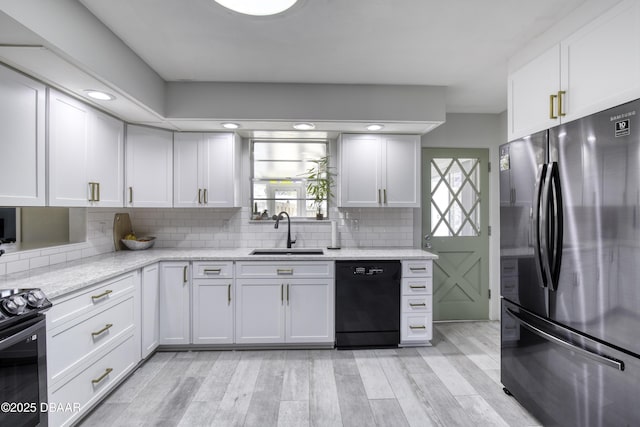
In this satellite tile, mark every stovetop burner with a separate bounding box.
[0,288,52,330]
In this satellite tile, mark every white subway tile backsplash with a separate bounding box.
[7,259,29,274]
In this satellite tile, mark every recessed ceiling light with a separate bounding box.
[293,123,315,130]
[366,124,384,131]
[213,0,298,16]
[84,90,116,101]
[222,122,240,129]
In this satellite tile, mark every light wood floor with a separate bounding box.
[80,322,540,427]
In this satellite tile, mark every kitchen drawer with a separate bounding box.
[48,295,135,384]
[48,333,138,427]
[47,271,137,329]
[402,277,432,295]
[401,313,433,342]
[192,261,233,279]
[401,295,432,313]
[236,261,334,278]
[401,260,433,278]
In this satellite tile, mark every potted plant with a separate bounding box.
[303,155,335,219]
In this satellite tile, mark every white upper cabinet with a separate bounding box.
[339,134,420,208]
[174,132,240,208]
[0,65,46,206]
[125,125,173,207]
[508,0,640,140]
[48,89,124,207]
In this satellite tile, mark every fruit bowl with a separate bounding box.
[121,236,156,250]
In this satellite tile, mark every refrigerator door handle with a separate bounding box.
[533,163,549,288]
[548,162,564,291]
[541,163,556,289]
[506,308,624,371]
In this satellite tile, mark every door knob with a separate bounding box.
[424,234,431,241]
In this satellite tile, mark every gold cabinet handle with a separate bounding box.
[204,268,221,275]
[558,90,566,117]
[409,325,426,330]
[183,265,188,283]
[277,268,293,275]
[409,285,426,289]
[409,267,427,272]
[88,182,95,202]
[383,188,387,204]
[128,186,133,204]
[198,188,202,204]
[91,368,113,384]
[281,284,284,304]
[286,284,290,305]
[204,188,208,204]
[96,182,100,202]
[228,284,231,305]
[549,94,558,119]
[91,289,113,301]
[409,303,426,307]
[378,189,381,204]
[91,323,113,337]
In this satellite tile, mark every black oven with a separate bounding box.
[0,289,51,427]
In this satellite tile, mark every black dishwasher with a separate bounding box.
[335,260,400,349]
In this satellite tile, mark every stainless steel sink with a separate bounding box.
[250,248,324,255]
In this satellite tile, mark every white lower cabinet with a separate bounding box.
[192,261,234,344]
[141,263,160,358]
[159,262,191,345]
[400,260,433,345]
[235,261,334,345]
[46,271,141,427]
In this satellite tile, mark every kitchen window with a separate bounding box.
[251,140,329,219]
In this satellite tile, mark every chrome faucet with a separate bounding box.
[273,211,296,248]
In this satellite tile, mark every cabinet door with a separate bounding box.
[235,279,285,344]
[383,135,420,207]
[88,110,124,207]
[561,0,640,123]
[48,89,90,206]
[285,279,334,344]
[508,45,561,140]
[141,264,160,358]
[201,133,237,207]
[0,65,45,206]
[173,133,200,208]
[125,125,173,207]
[192,279,234,344]
[159,262,190,345]
[338,134,382,207]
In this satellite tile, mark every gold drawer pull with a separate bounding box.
[409,285,426,289]
[183,266,188,283]
[91,368,113,384]
[409,325,426,330]
[91,324,113,337]
[228,284,231,305]
[277,268,293,275]
[409,303,426,307]
[91,290,113,301]
[409,267,427,271]
[204,268,222,275]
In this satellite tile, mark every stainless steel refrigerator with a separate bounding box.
[500,99,640,426]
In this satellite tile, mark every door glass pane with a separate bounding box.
[431,157,481,237]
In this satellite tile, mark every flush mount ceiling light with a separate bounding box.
[213,0,298,16]
[293,122,315,130]
[221,122,240,129]
[84,90,116,101]
[366,124,384,131]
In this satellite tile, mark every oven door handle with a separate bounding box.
[0,316,45,351]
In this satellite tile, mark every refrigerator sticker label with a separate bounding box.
[500,154,510,171]
[615,119,630,137]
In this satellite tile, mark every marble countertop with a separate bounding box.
[0,247,437,300]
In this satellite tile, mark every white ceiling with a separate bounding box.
[78,0,586,114]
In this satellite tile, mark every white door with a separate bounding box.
[174,133,201,207]
[159,262,190,345]
[192,279,234,344]
[125,125,173,207]
[383,135,420,207]
[141,264,160,358]
[202,133,236,207]
[338,134,382,207]
[285,279,334,344]
[88,110,124,207]
[235,279,285,344]
[48,90,90,207]
[0,65,45,206]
